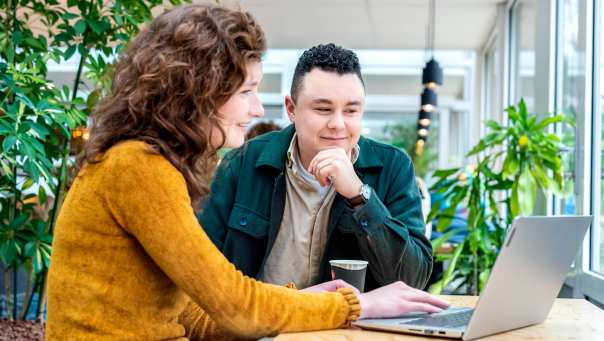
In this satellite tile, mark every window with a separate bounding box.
[556,0,586,216]
[258,73,282,93]
[483,35,500,137]
[594,0,604,276]
[511,0,537,112]
[557,0,603,304]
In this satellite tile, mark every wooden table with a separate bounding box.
[273,295,604,340]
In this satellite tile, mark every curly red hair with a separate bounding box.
[81,4,266,206]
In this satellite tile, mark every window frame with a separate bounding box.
[506,0,604,304]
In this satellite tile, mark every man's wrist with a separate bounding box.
[346,183,371,208]
[342,179,364,199]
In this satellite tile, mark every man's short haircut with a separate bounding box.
[290,43,364,103]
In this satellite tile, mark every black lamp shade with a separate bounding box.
[417,122,429,137]
[417,122,430,131]
[418,109,432,126]
[421,88,438,108]
[422,58,443,87]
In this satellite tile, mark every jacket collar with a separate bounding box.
[355,136,384,169]
[255,125,296,170]
[255,124,384,170]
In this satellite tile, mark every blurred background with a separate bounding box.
[1,0,603,324]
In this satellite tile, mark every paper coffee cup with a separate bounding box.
[329,260,369,292]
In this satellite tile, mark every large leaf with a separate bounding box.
[38,186,48,205]
[64,45,77,60]
[436,206,459,232]
[436,242,465,293]
[0,240,20,264]
[431,227,466,251]
[433,167,461,178]
[2,136,17,153]
[518,167,537,215]
[9,213,29,229]
[74,20,87,35]
[502,152,520,179]
[534,115,563,131]
[24,37,45,51]
[485,120,502,131]
[530,164,552,190]
[478,268,491,292]
[518,98,529,126]
[24,241,37,257]
[428,278,446,294]
[506,105,520,122]
[467,140,487,156]
[510,181,520,217]
[33,249,44,273]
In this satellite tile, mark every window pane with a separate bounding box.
[512,0,536,112]
[258,73,281,93]
[596,0,604,276]
[557,0,586,217]
[483,38,500,137]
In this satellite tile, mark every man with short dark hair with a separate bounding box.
[199,44,432,291]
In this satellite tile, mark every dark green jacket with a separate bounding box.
[199,125,433,291]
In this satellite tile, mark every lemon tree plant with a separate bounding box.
[428,99,568,295]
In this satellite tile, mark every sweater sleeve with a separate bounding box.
[102,145,359,338]
[178,300,234,341]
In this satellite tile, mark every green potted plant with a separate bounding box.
[382,122,438,179]
[0,0,188,331]
[428,99,569,295]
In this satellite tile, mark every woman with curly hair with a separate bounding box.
[45,4,448,340]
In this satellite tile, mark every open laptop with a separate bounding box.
[353,216,592,340]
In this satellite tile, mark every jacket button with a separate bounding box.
[239,216,248,226]
[360,219,368,227]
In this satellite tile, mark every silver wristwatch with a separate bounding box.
[347,184,371,207]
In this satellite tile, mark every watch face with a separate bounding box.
[361,184,371,202]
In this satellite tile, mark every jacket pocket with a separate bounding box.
[336,213,357,233]
[227,204,270,238]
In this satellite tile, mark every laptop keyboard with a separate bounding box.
[401,308,474,329]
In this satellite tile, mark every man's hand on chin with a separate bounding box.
[308,148,362,199]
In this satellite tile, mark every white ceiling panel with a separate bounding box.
[208,0,507,50]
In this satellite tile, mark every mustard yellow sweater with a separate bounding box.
[46,141,360,340]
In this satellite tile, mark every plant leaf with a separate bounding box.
[518,167,537,215]
[74,20,87,35]
[2,136,17,153]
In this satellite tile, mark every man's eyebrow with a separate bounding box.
[346,100,362,106]
[311,98,333,105]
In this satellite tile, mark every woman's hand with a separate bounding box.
[301,280,360,295]
[358,281,450,319]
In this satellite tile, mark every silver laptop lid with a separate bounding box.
[463,216,591,340]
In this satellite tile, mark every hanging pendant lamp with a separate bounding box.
[416,0,443,153]
[422,58,443,88]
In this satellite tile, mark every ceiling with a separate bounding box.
[258,73,466,98]
[216,0,507,50]
[47,0,508,101]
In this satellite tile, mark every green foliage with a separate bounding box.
[382,122,438,178]
[0,0,188,320]
[428,99,568,295]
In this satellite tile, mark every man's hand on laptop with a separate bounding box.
[300,279,361,295]
[358,281,450,319]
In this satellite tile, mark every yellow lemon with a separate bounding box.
[519,135,529,148]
